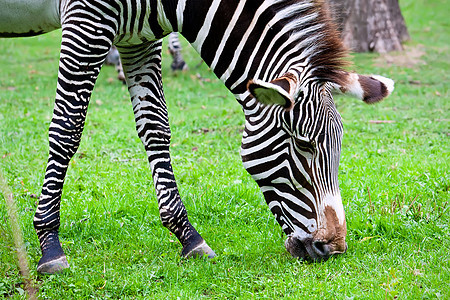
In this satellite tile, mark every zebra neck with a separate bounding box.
[180,1,321,101]
[181,0,264,95]
[179,0,347,111]
[0,0,61,37]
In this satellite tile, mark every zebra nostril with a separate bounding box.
[312,240,330,258]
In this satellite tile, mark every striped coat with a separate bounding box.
[0,0,394,274]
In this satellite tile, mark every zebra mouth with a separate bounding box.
[284,236,345,261]
[284,236,310,260]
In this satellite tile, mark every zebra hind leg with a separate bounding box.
[105,46,126,83]
[118,42,215,259]
[168,33,188,72]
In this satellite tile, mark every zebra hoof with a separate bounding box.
[170,61,188,72]
[183,241,216,259]
[37,255,69,274]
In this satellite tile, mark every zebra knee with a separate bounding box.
[170,57,187,72]
[137,124,172,151]
[33,209,60,233]
[158,201,186,232]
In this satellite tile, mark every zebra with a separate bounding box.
[106,32,187,82]
[105,45,126,82]
[168,32,188,71]
[0,0,394,274]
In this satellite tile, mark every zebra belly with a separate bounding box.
[0,0,61,37]
[113,0,173,47]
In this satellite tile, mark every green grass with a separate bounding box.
[1,0,448,298]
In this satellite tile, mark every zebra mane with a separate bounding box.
[307,0,349,86]
[275,0,350,86]
[183,0,350,93]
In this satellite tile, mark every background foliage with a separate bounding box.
[0,0,448,298]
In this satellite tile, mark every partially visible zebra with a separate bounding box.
[0,0,394,274]
[167,32,188,71]
[105,45,126,82]
[106,32,187,82]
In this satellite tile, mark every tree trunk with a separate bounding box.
[329,0,410,53]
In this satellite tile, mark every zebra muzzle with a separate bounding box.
[284,235,347,262]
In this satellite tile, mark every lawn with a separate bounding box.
[0,0,448,298]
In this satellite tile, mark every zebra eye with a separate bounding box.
[293,137,314,152]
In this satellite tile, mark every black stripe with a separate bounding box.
[138,0,147,35]
[181,0,211,43]
[163,0,179,32]
[201,1,240,66]
[130,0,137,35]
[121,0,128,35]
[149,0,164,38]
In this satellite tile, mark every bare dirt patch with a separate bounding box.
[374,44,426,68]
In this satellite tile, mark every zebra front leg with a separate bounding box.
[35,20,115,274]
[118,42,215,259]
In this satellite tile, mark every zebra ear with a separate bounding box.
[247,75,296,109]
[330,72,394,104]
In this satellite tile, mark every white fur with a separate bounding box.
[175,0,187,32]
[250,79,292,106]
[323,193,345,225]
[191,0,222,51]
[370,75,395,95]
[346,73,364,100]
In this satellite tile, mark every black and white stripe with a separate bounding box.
[1,0,393,272]
[168,32,187,71]
[183,0,348,245]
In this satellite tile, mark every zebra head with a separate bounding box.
[242,71,394,261]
